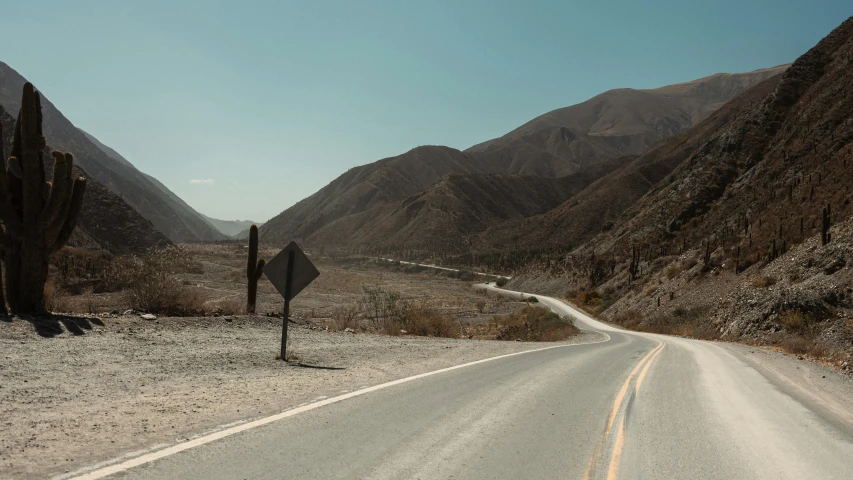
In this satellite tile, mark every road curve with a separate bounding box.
[71,286,853,479]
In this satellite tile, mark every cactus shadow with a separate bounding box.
[20,314,104,337]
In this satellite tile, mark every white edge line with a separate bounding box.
[69,334,610,480]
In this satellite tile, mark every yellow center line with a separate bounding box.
[605,416,627,480]
[635,343,665,393]
[582,340,663,480]
[603,342,665,479]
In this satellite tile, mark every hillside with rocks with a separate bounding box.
[507,16,853,363]
[0,62,226,243]
[260,67,786,249]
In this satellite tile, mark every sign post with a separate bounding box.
[263,242,320,361]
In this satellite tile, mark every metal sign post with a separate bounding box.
[263,241,320,361]
[281,250,295,360]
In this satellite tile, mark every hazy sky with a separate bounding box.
[1,1,850,221]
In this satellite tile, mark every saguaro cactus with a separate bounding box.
[821,203,832,246]
[246,224,265,314]
[0,83,87,313]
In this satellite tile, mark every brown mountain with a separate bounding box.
[467,66,788,175]
[309,158,631,252]
[261,67,786,248]
[0,106,170,254]
[0,62,226,243]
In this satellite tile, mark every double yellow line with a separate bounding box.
[583,340,665,480]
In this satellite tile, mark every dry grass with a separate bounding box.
[207,296,244,315]
[491,307,580,342]
[330,305,360,331]
[749,275,777,288]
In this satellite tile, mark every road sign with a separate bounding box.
[264,241,319,360]
[264,241,320,300]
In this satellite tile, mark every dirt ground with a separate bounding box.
[0,247,591,479]
[53,244,527,330]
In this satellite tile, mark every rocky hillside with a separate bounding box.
[508,16,853,364]
[0,62,226,243]
[310,157,631,252]
[0,107,170,254]
[260,67,785,248]
[468,66,788,174]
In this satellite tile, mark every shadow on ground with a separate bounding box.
[12,314,105,337]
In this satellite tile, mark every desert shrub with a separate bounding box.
[43,280,71,313]
[115,248,208,315]
[664,263,683,279]
[496,277,509,287]
[779,309,813,333]
[749,276,777,288]
[459,270,476,282]
[612,309,644,329]
[780,336,812,355]
[527,296,539,303]
[331,305,360,331]
[476,300,486,313]
[403,305,461,338]
[644,284,659,296]
[360,286,405,330]
[208,296,243,315]
[493,306,579,341]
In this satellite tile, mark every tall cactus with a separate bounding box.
[0,83,87,313]
[821,203,832,246]
[246,224,265,314]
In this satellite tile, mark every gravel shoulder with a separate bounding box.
[0,315,603,479]
[719,341,853,435]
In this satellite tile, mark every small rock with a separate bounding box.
[123,309,134,315]
[798,356,804,360]
[140,314,157,321]
[400,329,408,334]
[223,316,233,323]
[344,328,355,333]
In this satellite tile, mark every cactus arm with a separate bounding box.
[38,152,71,231]
[48,177,86,253]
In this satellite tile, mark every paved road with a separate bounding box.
[75,287,853,479]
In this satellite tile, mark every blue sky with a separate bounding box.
[1,1,850,221]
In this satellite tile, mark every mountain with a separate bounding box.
[0,106,170,254]
[507,16,853,360]
[260,66,788,249]
[201,216,262,238]
[309,157,632,252]
[0,62,227,243]
[467,66,788,175]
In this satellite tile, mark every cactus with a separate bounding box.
[628,244,640,282]
[703,241,711,267]
[0,84,87,313]
[246,224,265,314]
[821,203,831,246]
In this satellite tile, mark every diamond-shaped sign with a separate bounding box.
[263,241,320,300]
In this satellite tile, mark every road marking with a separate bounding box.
[583,341,663,480]
[606,416,627,480]
[67,336,609,480]
[635,343,665,393]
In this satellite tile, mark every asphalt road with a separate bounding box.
[74,286,853,480]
